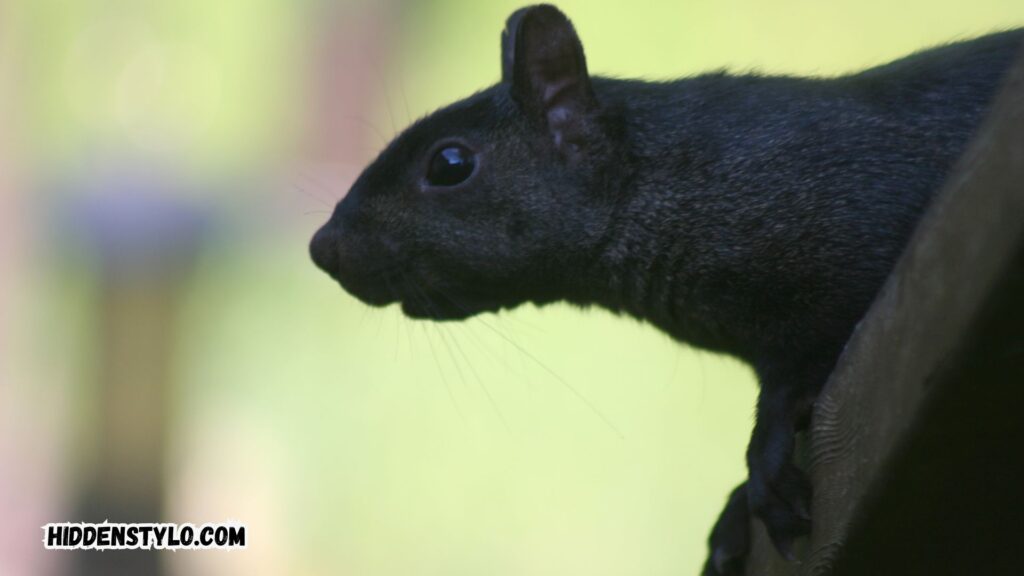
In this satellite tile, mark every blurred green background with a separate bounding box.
[1,1,1022,575]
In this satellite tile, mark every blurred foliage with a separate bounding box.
[16,0,300,175]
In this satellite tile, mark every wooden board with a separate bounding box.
[745,46,1024,576]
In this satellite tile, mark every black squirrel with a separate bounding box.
[310,5,1023,574]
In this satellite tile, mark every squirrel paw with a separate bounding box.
[703,482,750,576]
[747,460,811,560]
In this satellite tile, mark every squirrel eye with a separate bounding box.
[426,144,476,187]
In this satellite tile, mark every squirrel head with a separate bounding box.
[311,5,623,319]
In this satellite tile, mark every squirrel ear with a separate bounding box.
[501,5,596,157]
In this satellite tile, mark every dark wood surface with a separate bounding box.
[745,47,1024,576]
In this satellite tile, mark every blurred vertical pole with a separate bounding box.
[70,177,206,576]
[299,0,409,199]
[0,4,47,575]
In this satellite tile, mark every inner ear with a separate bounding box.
[502,5,596,156]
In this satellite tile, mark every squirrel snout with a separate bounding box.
[310,224,342,279]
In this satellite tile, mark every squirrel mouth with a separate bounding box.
[323,267,403,308]
[399,287,501,321]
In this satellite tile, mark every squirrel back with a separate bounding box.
[587,30,1022,358]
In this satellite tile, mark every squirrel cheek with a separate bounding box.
[379,234,403,259]
[506,217,528,239]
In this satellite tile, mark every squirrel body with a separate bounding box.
[311,6,1023,573]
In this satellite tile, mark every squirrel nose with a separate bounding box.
[310,224,341,279]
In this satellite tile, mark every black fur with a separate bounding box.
[310,5,1022,573]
